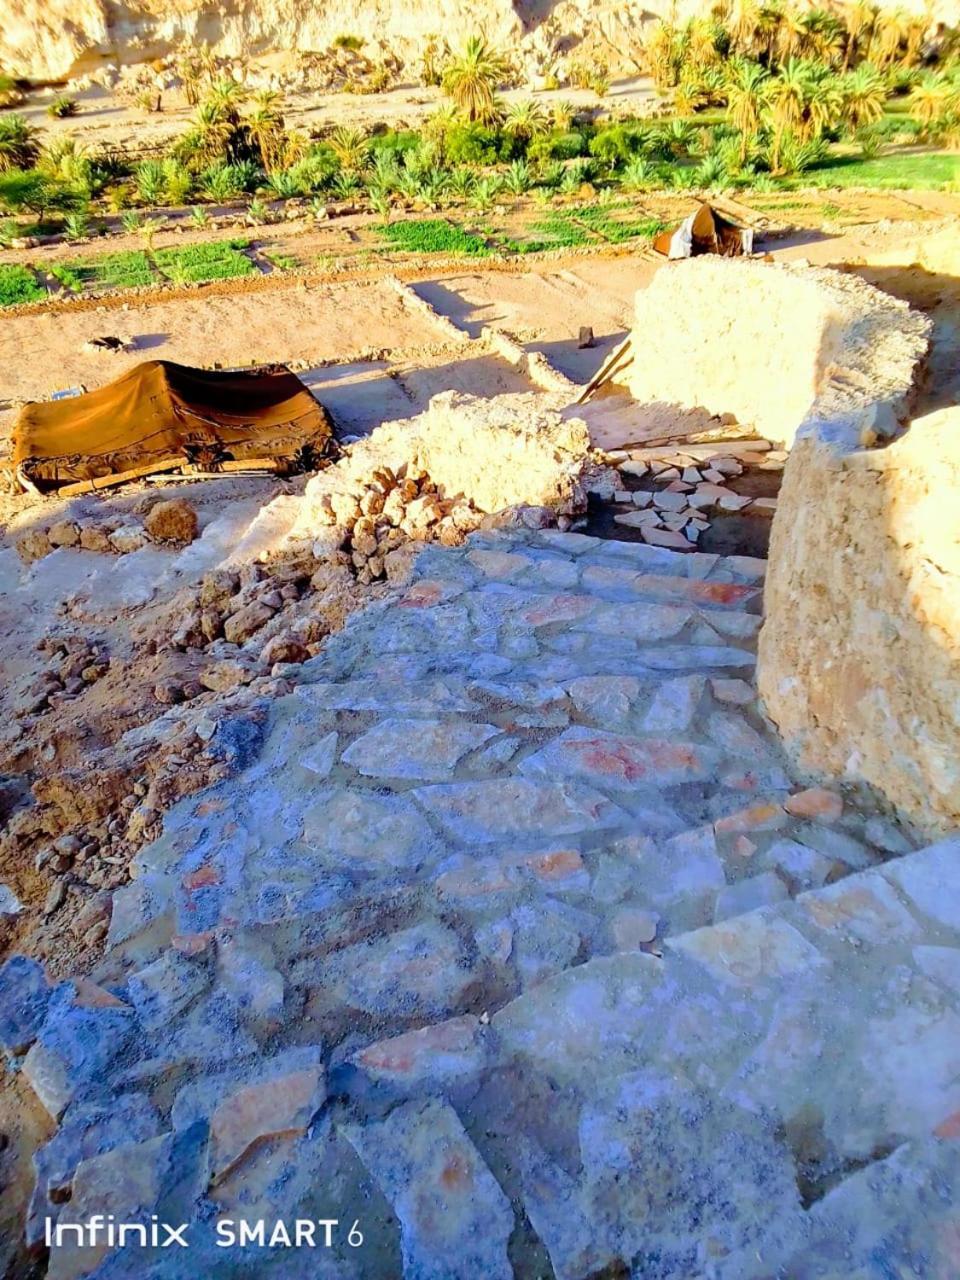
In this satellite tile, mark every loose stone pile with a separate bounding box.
[310,462,487,585]
[13,633,110,717]
[3,528,957,1278]
[589,441,785,551]
[15,499,201,565]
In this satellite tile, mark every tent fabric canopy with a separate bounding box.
[13,360,334,490]
[653,203,754,260]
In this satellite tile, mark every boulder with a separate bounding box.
[109,525,149,554]
[47,521,80,548]
[79,524,113,553]
[223,601,275,645]
[15,530,50,564]
[144,499,199,544]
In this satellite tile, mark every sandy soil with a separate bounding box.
[0,277,446,408]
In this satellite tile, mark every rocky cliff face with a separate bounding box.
[2,0,948,90]
[2,0,694,82]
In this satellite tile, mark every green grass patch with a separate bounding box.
[264,251,297,271]
[746,198,809,211]
[802,149,960,190]
[59,250,155,290]
[373,218,492,256]
[507,204,665,253]
[49,263,84,292]
[153,240,255,283]
[0,263,45,306]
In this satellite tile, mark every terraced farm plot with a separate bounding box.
[53,250,156,291]
[153,239,255,284]
[373,218,492,256]
[0,263,44,306]
[504,204,666,253]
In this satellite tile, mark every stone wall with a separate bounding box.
[628,258,928,448]
[758,405,960,833]
[626,254,959,831]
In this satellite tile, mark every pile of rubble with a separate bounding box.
[13,634,110,719]
[312,462,485,584]
[588,441,785,551]
[15,498,200,564]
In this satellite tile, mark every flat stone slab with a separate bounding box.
[13,529,955,1275]
[412,777,630,843]
[342,1099,514,1280]
[342,717,498,781]
[328,922,476,1019]
[520,725,720,789]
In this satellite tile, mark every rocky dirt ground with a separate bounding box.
[3,527,959,1278]
[1,215,960,1277]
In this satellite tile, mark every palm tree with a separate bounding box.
[549,100,576,132]
[909,71,954,135]
[800,10,846,65]
[755,2,786,64]
[0,114,41,172]
[441,34,508,121]
[870,8,909,67]
[728,0,761,54]
[328,126,369,171]
[841,62,887,131]
[765,56,811,170]
[687,17,721,68]
[776,7,808,62]
[246,90,285,172]
[842,2,877,72]
[190,101,232,165]
[725,58,770,163]
[503,98,547,144]
[805,63,844,135]
[207,78,248,117]
[646,21,681,89]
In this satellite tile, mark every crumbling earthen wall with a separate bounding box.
[628,257,928,447]
[293,389,588,534]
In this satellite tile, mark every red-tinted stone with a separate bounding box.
[784,788,844,823]
[715,803,788,835]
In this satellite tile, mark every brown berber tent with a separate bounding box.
[13,360,335,493]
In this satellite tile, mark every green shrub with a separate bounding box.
[444,123,500,165]
[527,129,589,162]
[62,250,155,289]
[589,123,648,167]
[0,169,80,225]
[49,262,84,291]
[0,114,41,171]
[47,95,79,118]
[135,160,166,205]
[63,208,91,240]
[0,262,44,305]
[368,130,421,158]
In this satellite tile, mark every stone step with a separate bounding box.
[411,537,766,627]
[476,837,960,1279]
[463,527,767,586]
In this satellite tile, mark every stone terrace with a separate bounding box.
[3,529,960,1278]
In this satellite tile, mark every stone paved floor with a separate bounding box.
[4,530,960,1279]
